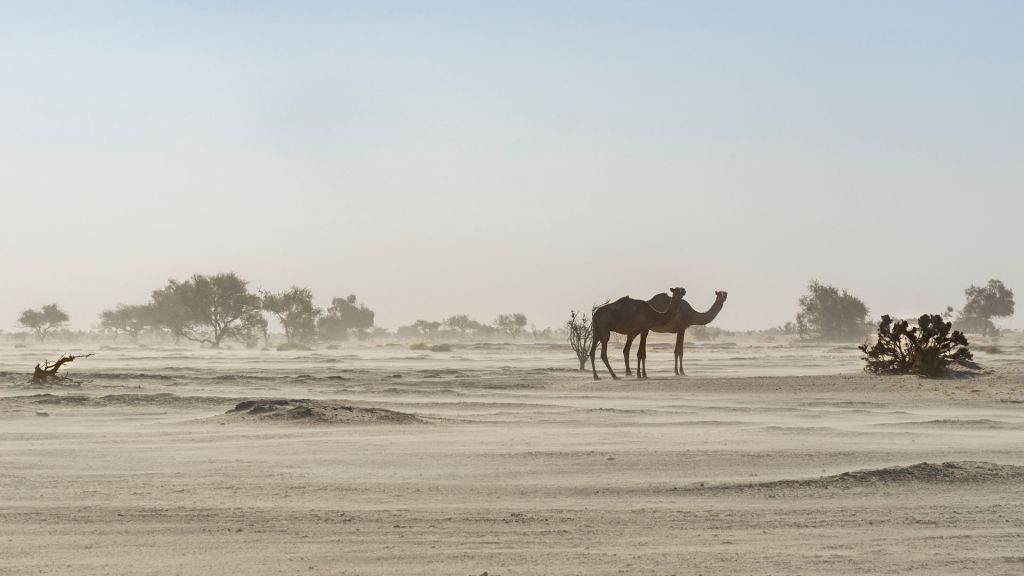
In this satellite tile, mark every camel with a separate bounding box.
[626,290,727,376]
[589,287,685,380]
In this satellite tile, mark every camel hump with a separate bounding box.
[613,296,631,304]
[648,292,672,311]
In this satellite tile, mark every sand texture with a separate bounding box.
[2,339,1024,575]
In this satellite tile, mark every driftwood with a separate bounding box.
[32,353,93,383]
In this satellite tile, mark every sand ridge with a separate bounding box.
[2,342,1024,575]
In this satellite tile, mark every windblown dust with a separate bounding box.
[1,341,1024,575]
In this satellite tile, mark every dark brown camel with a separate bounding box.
[589,287,685,380]
[629,290,727,376]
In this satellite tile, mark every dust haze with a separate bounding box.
[3,2,1024,575]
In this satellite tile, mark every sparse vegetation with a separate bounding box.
[690,325,722,341]
[443,315,482,336]
[98,304,153,343]
[151,273,263,348]
[495,313,528,339]
[410,342,451,352]
[565,310,593,370]
[318,295,375,341]
[262,287,320,345]
[276,342,313,351]
[859,314,975,377]
[32,353,93,383]
[957,279,1015,336]
[796,280,869,341]
[19,304,70,343]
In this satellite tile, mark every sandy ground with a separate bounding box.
[2,341,1024,575]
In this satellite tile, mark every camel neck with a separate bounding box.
[692,297,725,325]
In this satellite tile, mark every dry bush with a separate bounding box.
[566,310,593,371]
[859,314,975,377]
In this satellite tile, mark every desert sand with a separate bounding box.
[2,338,1024,575]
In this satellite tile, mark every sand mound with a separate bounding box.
[220,399,425,425]
[738,461,1024,492]
[24,393,233,409]
[888,419,1018,429]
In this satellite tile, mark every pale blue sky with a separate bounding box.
[2,1,1022,331]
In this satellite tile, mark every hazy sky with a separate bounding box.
[2,1,1022,332]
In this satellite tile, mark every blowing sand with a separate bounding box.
[2,340,1024,575]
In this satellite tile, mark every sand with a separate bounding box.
[2,339,1024,575]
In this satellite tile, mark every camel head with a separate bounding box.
[670,287,686,298]
[715,290,728,302]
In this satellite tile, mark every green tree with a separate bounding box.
[413,319,441,336]
[18,304,70,342]
[958,279,1015,336]
[795,280,869,340]
[98,304,153,343]
[150,284,191,344]
[495,313,528,339]
[443,314,481,336]
[318,295,375,341]
[152,273,262,347]
[262,287,320,344]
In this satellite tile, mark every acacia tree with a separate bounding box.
[262,287,320,345]
[565,310,593,370]
[150,283,192,344]
[413,320,441,336]
[443,315,481,336]
[958,279,1015,336]
[795,280,869,340]
[318,295,375,341]
[495,313,528,339]
[152,273,262,347]
[19,304,69,342]
[98,304,153,343]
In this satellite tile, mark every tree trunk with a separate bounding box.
[32,354,92,382]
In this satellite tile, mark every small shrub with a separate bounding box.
[276,342,312,352]
[410,343,450,352]
[859,314,975,377]
[565,310,593,371]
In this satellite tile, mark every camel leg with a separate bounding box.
[675,331,687,376]
[590,331,601,380]
[600,338,618,380]
[673,332,682,376]
[637,330,649,379]
[622,333,635,376]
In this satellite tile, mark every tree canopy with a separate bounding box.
[19,304,70,342]
[495,313,528,339]
[152,273,262,347]
[958,279,1015,336]
[443,314,481,335]
[98,304,153,343]
[262,287,320,344]
[318,295,375,341]
[795,280,869,340]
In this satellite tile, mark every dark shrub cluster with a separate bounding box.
[859,314,975,377]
